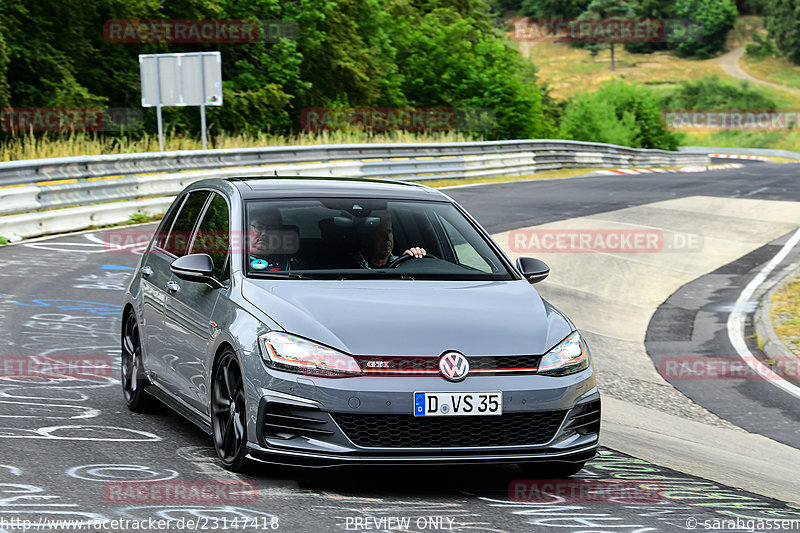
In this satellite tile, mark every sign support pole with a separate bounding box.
[156,107,164,152]
[200,55,208,150]
[155,55,164,151]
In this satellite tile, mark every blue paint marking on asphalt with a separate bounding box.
[100,265,136,271]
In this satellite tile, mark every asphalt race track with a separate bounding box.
[1,163,800,532]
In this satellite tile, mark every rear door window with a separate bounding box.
[163,191,210,257]
[151,196,184,251]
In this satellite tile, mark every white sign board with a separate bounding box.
[140,52,222,107]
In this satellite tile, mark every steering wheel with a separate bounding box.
[388,252,437,268]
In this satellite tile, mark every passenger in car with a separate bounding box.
[248,206,304,271]
[353,211,426,269]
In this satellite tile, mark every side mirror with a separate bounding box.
[171,254,223,289]
[516,257,550,284]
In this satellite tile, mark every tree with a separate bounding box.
[520,0,590,18]
[577,0,636,72]
[0,0,559,140]
[390,4,557,138]
[766,0,800,64]
[670,0,737,57]
[0,22,9,108]
[624,0,675,54]
[737,0,767,14]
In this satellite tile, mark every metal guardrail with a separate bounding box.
[0,140,712,239]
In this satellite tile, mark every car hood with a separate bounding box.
[241,279,573,356]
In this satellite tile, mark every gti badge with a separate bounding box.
[439,351,469,382]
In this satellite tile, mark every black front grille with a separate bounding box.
[468,355,541,370]
[332,411,566,448]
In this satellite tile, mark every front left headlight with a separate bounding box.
[259,331,362,377]
[538,331,589,376]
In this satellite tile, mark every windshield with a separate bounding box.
[243,198,514,280]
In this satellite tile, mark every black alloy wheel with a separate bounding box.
[121,312,156,412]
[211,349,249,471]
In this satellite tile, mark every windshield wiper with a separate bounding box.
[248,271,308,279]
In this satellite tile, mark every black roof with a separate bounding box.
[224,176,448,201]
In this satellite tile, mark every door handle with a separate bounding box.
[141,266,153,278]
[166,281,180,293]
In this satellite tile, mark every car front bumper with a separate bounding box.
[243,365,601,467]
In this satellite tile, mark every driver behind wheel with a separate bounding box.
[353,211,426,269]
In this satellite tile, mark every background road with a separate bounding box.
[1,164,800,532]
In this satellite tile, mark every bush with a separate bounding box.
[660,75,777,110]
[746,33,779,58]
[560,80,680,150]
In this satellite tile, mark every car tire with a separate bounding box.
[211,349,249,472]
[518,461,586,478]
[121,312,158,412]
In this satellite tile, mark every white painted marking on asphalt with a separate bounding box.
[67,464,178,482]
[22,242,107,253]
[0,464,22,476]
[727,227,800,401]
[745,186,769,197]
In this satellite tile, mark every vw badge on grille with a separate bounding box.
[439,351,469,382]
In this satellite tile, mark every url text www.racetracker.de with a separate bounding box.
[0,516,280,531]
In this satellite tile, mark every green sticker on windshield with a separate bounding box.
[251,259,268,270]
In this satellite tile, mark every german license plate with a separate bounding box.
[413,392,502,417]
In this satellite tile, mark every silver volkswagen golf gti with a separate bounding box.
[121,177,600,475]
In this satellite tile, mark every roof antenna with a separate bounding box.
[274,169,279,177]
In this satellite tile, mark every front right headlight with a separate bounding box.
[538,331,589,376]
[258,331,361,377]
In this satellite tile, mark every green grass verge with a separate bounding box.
[771,270,800,357]
[680,131,800,153]
[412,168,604,188]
